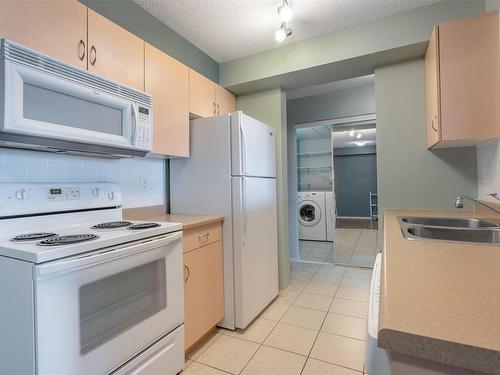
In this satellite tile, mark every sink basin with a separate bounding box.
[405,226,500,244]
[400,216,499,228]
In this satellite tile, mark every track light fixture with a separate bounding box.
[275,1,293,43]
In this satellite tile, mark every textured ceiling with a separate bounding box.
[133,0,443,62]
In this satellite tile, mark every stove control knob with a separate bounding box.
[91,187,100,198]
[15,189,26,201]
[107,191,115,201]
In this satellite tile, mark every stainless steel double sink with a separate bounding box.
[398,216,500,245]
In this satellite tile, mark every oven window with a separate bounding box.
[23,83,123,136]
[79,259,166,354]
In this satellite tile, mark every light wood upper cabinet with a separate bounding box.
[425,11,500,148]
[0,0,88,69]
[189,69,217,118]
[184,240,224,351]
[145,44,189,157]
[216,85,236,115]
[87,9,145,91]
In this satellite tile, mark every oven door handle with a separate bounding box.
[35,231,182,280]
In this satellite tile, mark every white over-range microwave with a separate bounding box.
[0,39,153,158]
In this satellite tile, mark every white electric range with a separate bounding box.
[0,182,185,375]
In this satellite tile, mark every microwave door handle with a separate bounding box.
[35,231,182,279]
[131,103,138,145]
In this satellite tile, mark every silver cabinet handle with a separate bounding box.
[213,102,216,115]
[90,45,97,66]
[198,233,209,244]
[217,104,220,115]
[184,264,190,282]
[78,40,86,61]
[431,114,438,132]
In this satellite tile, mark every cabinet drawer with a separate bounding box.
[183,222,222,252]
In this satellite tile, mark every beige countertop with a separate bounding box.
[123,205,224,230]
[379,208,500,374]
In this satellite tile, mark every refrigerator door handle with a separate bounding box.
[242,176,247,243]
[240,125,247,175]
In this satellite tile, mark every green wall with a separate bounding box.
[79,0,219,82]
[236,89,290,290]
[375,60,477,220]
[486,0,500,11]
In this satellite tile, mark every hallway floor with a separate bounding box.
[299,228,378,267]
[182,263,371,375]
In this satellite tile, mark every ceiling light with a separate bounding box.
[275,23,292,43]
[349,130,355,137]
[356,133,362,139]
[278,1,293,22]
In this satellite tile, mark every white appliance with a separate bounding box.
[0,39,153,158]
[171,111,279,330]
[326,191,337,242]
[365,253,390,375]
[297,191,327,241]
[0,182,184,375]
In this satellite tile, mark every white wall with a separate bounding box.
[0,148,165,208]
[477,139,500,202]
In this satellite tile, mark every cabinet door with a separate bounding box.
[439,11,500,143]
[184,241,224,350]
[0,0,87,69]
[216,85,236,115]
[145,44,189,157]
[424,28,441,149]
[189,69,216,118]
[87,9,144,91]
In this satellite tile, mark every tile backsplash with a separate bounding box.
[0,148,165,208]
[477,139,500,202]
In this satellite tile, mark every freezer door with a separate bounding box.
[232,176,279,329]
[231,112,276,178]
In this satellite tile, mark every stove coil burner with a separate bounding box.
[38,234,99,246]
[91,221,132,230]
[128,223,161,230]
[10,232,58,242]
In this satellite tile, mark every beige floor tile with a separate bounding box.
[281,306,327,330]
[330,298,368,319]
[223,318,277,343]
[293,262,321,272]
[260,298,292,321]
[303,252,328,262]
[299,240,318,249]
[302,358,362,375]
[290,270,315,281]
[294,292,333,312]
[321,313,367,340]
[341,276,371,290]
[279,290,300,305]
[344,268,373,280]
[241,345,306,375]
[264,322,318,355]
[312,271,343,285]
[336,285,369,302]
[312,243,334,252]
[182,362,230,374]
[310,332,365,372]
[342,230,361,240]
[186,330,222,360]
[303,281,338,297]
[335,240,357,249]
[196,335,259,374]
[349,255,376,268]
[289,278,308,292]
[184,359,193,370]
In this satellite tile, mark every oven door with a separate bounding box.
[2,60,141,150]
[33,231,183,375]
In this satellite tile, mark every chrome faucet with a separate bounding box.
[455,193,500,216]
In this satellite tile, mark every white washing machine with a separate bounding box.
[297,191,327,241]
[325,191,336,242]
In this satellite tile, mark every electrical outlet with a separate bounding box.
[140,177,149,191]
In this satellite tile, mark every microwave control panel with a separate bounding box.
[135,106,152,149]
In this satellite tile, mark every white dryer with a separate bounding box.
[326,191,336,242]
[298,192,327,241]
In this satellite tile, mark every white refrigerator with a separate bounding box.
[170,111,279,330]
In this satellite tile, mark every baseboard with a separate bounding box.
[337,216,371,220]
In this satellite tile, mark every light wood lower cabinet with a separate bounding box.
[0,0,88,69]
[183,239,224,351]
[87,9,145,91]
[145,43,189,157]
